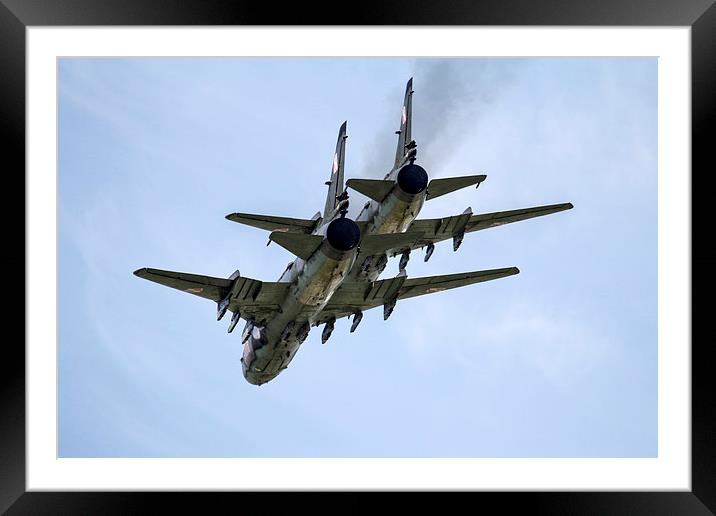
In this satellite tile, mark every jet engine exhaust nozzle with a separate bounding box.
[326,217,361,252]
[396,163,429,195]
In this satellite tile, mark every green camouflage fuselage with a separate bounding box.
[241,221,357,385]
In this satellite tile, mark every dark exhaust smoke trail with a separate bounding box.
[358,58,523,182]
[415,59,523,176]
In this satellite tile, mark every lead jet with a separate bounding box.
[136,122,520,385]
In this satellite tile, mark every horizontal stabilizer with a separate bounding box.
[269,232,324,260]
[345,178,394,202]
[426,175,487,200]
[226,213,316,233]
[360,232,423,256]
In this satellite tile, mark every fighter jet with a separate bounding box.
[134,79,572,385]
[343,78,573,286]
[135,122,521,385]
[229,78,573,338]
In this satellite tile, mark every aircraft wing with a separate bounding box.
[134,268,289,322]
[225,212,317,233]
[134,268,233,302]
[313,267,519,324]
[390,202,574,254]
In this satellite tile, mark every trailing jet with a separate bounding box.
[226,79,573,338]
[344,78,573,284]
[135,79,573,386]
[135,122,520,385]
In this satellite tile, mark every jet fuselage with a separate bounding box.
[241,216,359,385]
[350,160,429,282]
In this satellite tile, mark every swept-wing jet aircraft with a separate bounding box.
[344,78,573,283]
[225,79,573,338]
[135,79,572,386]
[136,121,521,385]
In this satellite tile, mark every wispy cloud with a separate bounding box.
[397,297,614,390]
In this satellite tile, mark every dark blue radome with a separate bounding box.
[397,163,429,194]
[326,217,361,251]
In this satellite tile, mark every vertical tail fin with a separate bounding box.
[323,121,348,218]
[394,77,414,168]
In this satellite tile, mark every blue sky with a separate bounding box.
[58,58,657,457]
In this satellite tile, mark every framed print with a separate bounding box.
[5,0,714,513]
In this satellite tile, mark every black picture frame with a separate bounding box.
[3,0,713,513]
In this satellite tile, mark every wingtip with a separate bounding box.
[133,267,147,277]
[566,202,574,209]
[512,267,520,275]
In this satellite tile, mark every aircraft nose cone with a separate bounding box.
[326,217,361,251]
[397,163,428,194]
